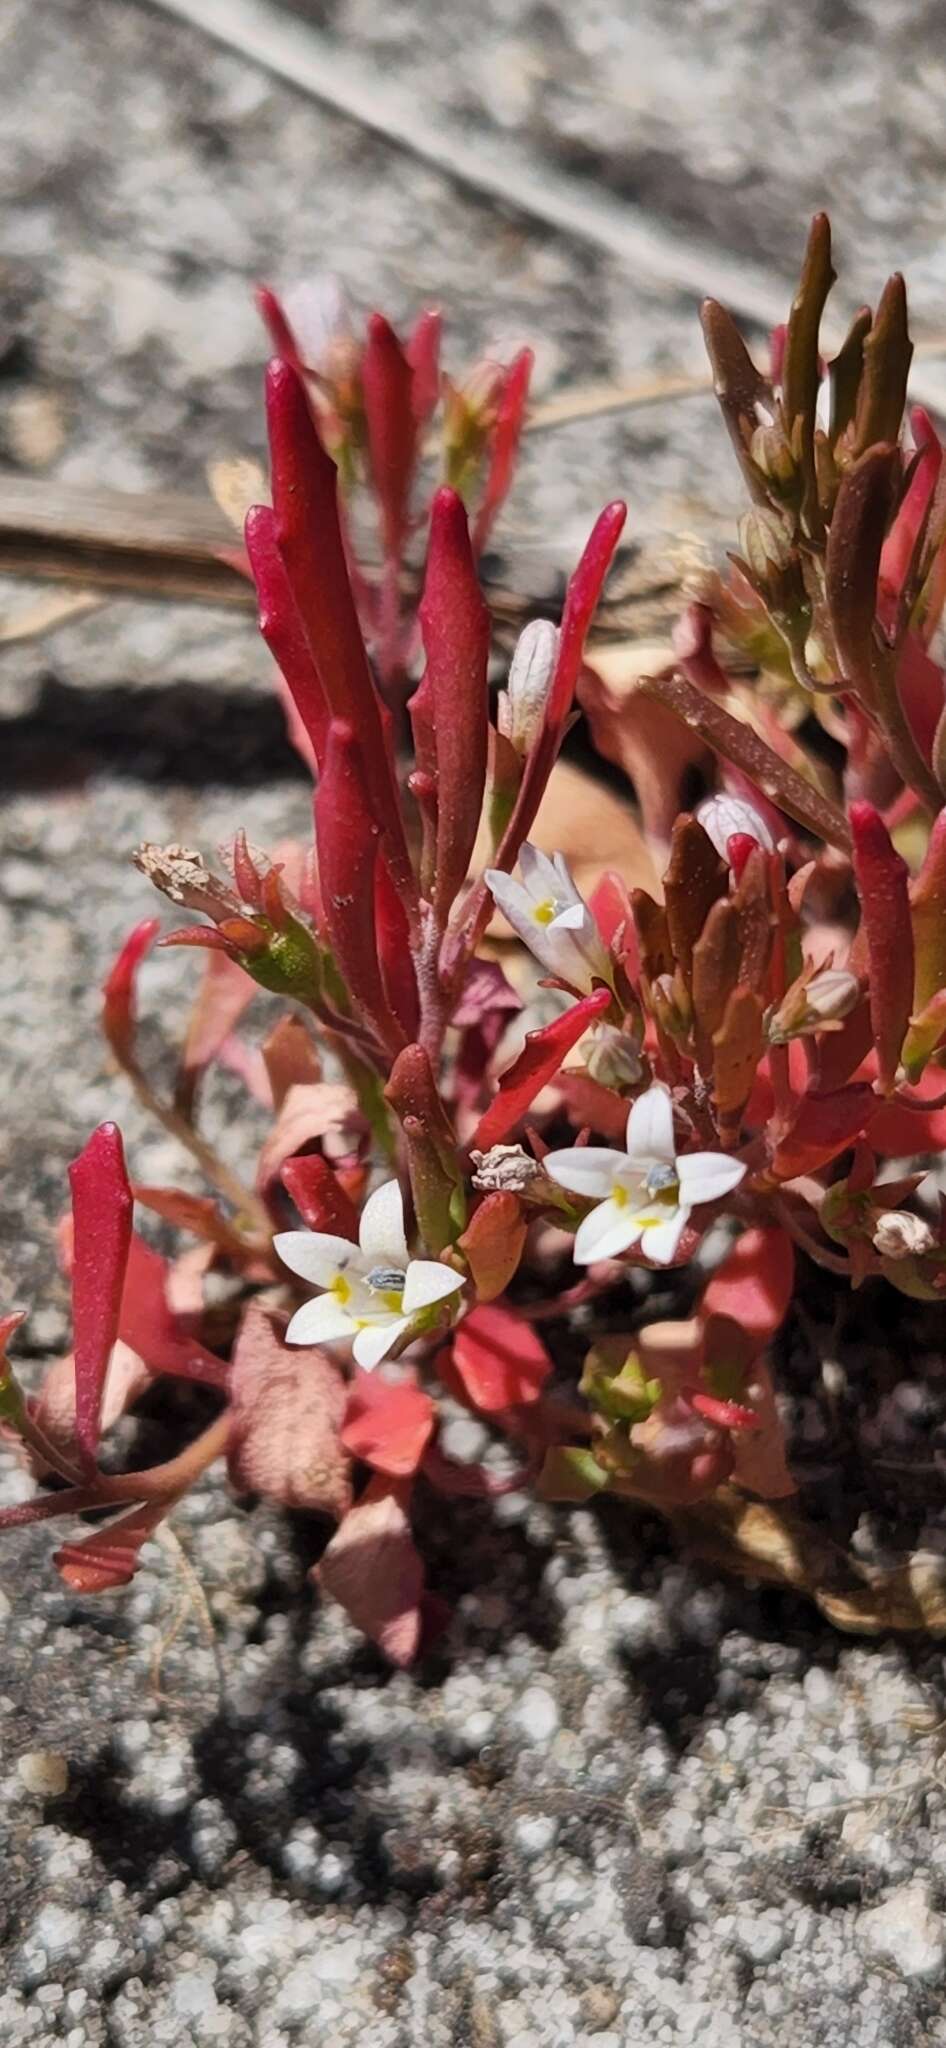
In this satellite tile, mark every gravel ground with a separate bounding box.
[3,2,946,2043]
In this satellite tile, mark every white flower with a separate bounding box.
[543,1082,746,1267]
[274,1179,463,1369]
[484,844,611,993]
[696,793,775,861]
[497,620,560,757]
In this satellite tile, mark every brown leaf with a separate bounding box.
[851,273,913,460]
[732,845,774,992]
[316,1476,426,1666]
[261,1013,322,1111]
[781,212,835,539]
[712,985,765,1135]
[228,1300,351,1518]
[825,444,899,698]
[663,817,728,991]
[731,1356,797,1500]
[691,897,742,1072]
[700,300,773,503]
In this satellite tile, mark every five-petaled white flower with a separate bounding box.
[484,844,611,993]
[543,1083,746,1266]
[275,1180,464,1370]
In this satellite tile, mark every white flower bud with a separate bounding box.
[585,1024,643,1089]
[768,967,861,1044]
[872,1212,936,1261]
[696,793,775,861]
[497,619,560,757]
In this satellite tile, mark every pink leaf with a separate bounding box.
[228,1300,351,1517]
[68,1125,134,1471]
[341,1372,436,1477]
[256,1080,360,1200]
[132,1186,250,1252]
[177,949,257,1115]
[470,986,611,1151]
[699,1227,795,1353]
[32,1341,151,1473]
[446,1304,552,1413]
[731,1356,797,1499]
[316,1476,426,1667]
[406,307,442,422]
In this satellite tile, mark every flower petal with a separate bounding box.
[549,900,586,932]
[519,842,564,904]
[551,851,582,903]
[352,1318,410,1370]
[625,1083,675,1167]
[274,1230,367,1288]
[401,1259,465,1314]
[544,1146,627,1199]
[639,1209,688,1265]
[358,1179,409,1265]
[285,1295,357,1346]
[573,1197,643,1264]
[676,1152,747,1205]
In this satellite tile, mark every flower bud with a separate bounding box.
[872,1211,936,1260]
[585,1023,643,1090]
[696,793,775,862]
[497,619,560,757]
[768,967,860,1044]
[748,425,796,488]
[739,505,795,578]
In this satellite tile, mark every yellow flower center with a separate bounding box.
[330,1272,352,1306]
[532,897,558,926]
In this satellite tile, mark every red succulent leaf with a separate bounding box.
[255,283,305,375]
[768,1082,877,1181]
[280,1154,361,1239]
[341,1371,436,1478]
[362,312,418,561]
[485,502,628,883]
[699,1226,795,1353]
[879,405,942,619]
[470,985,612,1151]
[457,1193,527,1301]
[375,856,421,1042]
[419,487,491,919]
[910,805,946,1013]
[315,718,408,1052]
[54,1495,178,1594]
[265,359,412,894]
[472,346,533,555]
[316,1476,426,1667]
[68,1125,134,1471]
[102,918,160,1066]
[446,1304,553,1413]
[228,1301,351,1517]
[690,1392,759,1431]
[588,870,640,976]
[245,503,330,773]
[850,800,913,1092]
